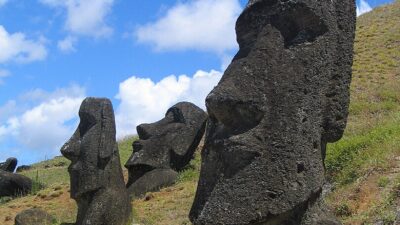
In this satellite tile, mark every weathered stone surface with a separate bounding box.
[15,208,54,225]
[127,168,178,198]
[61,97,132,225]
[0,157,18,172]
[0,170,32,197]
[125,102,207,198]
[190,0,356,224]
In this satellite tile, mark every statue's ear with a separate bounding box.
[321,1,356,143]
[97,100,116,168]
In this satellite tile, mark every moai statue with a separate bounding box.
[190,0,356,224]
[125,102,207,198]
[61,98,132,225]
[0,170,32,197]
[0,157,18,172]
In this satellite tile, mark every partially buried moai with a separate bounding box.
[61,98,132,225]
[190,0,356,224]
[125,102,207,198]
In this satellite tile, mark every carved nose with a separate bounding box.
[136,124,152,140]
[61,134,80,161]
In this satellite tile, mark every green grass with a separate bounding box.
[118,135,138,166]
[19,156,70,187]
[326,112,400,185]
[350,0,400,110]
[377,176,390,188]
[366,175,400,224]
[177,151,201,183]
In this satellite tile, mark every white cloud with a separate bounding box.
[57,35,77,53]
[40,0,114,38]
[357,0,373,16]
[115,69,222,138]
[20,84,85,103]
[135,0,241,54]
[14,97,82,150]
[0,25,47,63]
[0,85,85,156]
[0,69,10,85]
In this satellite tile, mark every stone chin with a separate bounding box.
[68,163,102,199]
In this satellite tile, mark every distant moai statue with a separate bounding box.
[61,98,132,225]
[125,102,207,198]
[190,0,356,224]
[0,157,18,172]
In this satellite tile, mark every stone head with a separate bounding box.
[125,102,207,188]
[61,97,117,198]
[210,0,356,144]
[190,0,356,224]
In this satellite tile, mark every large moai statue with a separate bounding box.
[125,102,207,198]
[190,0,356,224]
[61,98,132,225]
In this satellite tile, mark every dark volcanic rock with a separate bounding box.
[125,102,207,198]
[61,98,132,225]
[16,165,31,173]
[0,170,32,197]
[190,0,356,224]
[15,208,54,225]
[127,168,178,198]
[0,157,18,172]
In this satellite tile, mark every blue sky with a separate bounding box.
[0,0,393,165]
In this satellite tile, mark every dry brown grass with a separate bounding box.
[0,184,76,225]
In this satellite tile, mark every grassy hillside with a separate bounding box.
[1,1,399,224]
[325,1,400,224]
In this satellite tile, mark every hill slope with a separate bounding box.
[325,1,400,224]
[1,1,399,224]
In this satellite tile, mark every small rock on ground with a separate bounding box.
[15,208,55,225]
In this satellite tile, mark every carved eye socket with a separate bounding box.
[166,107,186,124]
[78,112,97,138]
[270,4,328,48]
